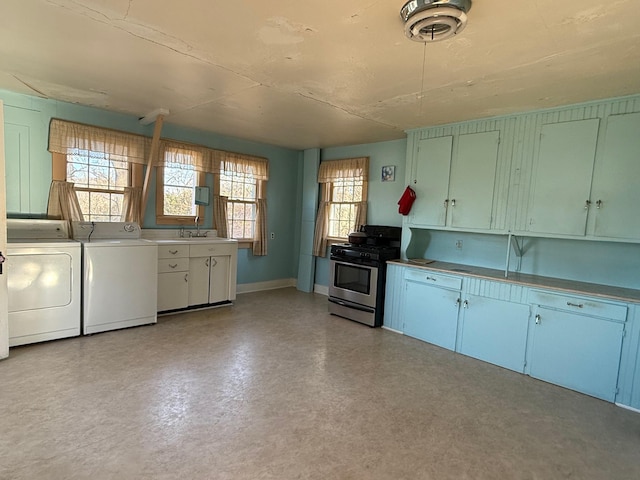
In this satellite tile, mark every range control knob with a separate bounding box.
[360,252,371,259]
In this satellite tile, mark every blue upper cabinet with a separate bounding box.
[405,95,640,243]
[589,112,640,241]
[406,126,506,233]
[526,119,600,236]
[408,135,452,227]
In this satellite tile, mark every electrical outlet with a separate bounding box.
[270,232,275,239]
[455,240,463,250]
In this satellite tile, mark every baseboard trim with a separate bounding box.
[314,284,329,296]
[237,278,297,294]
[381,326,403,334]
[615,403,640,414]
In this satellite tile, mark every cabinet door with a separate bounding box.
[403,280,460,350]
[459,295,529,372]
[188,257,210,306]
[591,112,640,240]
[208,256,230,304]
[528,307,624,402]
[527,119,600,235]
[409,136,453,227]
[4,106,47,214]
[157,272,189,312]
[448,131,500,230]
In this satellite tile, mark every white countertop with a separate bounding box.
[389,259,640,304]
[142,229,237,245]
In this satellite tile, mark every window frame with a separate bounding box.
[155,166,206,226]
[214,171,264,248]
[52,152,142,221]
[324,177,368,243]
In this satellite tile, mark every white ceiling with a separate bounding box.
[1,0,639,150]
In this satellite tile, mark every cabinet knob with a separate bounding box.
[455,298,461,307]
[596,199,603,209]
[463,300,469,309]
[444,199,449,208]
[584,200,591,210]
[451,199,456,207]
[535,314,541,325]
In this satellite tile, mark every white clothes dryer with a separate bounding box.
[6,219,81,346]
[72,222,158,335]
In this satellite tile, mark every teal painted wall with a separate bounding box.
[1,89,301,284]
[314,139,407,287]
[410,230,640,290]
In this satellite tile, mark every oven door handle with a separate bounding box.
[328,297,375,313]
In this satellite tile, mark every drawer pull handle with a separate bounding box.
[455,298,461,307]
[169,264,178,269]
[425,276,437,282]
[535,314,541,325]
[463,299,469,309]
[184,274,188,283]
[567,302,584,308]
[169,250,178,255]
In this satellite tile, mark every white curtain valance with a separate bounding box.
[48,118,269,178]
[317,157,369,183]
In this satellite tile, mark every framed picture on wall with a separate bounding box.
[382,165,395,182]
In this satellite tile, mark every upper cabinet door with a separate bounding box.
[448,131,500,230]
[590,112,640,240]
[527,119,600,236]
[409,136,453,227]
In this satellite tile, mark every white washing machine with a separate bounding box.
[72,222,158,335]
[6,219,81,346]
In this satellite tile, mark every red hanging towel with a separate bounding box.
[398,186,416,215]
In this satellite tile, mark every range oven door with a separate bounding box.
[329,259,378,309]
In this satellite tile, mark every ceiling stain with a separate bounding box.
[259,17,316,45]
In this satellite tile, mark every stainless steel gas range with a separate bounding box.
[328,225,401,327]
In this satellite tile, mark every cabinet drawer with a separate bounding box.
[157,244,189,259]
[190,243,235,257]
[404,269,462,291]
[157,257,190,273]
[529,290,627,322]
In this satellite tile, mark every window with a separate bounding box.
[219,169,258,239]
[313,157,369,257]
[213,156,269,254]
[327,176,366,239]
[155,145,205,225]
[65,149,130,222]
[48,119,148,222]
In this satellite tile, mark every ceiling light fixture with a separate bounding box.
[400,0,472,43]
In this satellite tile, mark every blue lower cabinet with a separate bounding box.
[458,295,530,373]
[527,306,625,402]
[403,280,460,350]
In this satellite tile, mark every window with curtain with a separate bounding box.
[48,119,148,222]
[313,157,369,257]
[66,148,130,222]
[155,143,206,225]
[214,155,269,254]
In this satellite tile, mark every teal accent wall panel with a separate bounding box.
[297,148,320,292]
